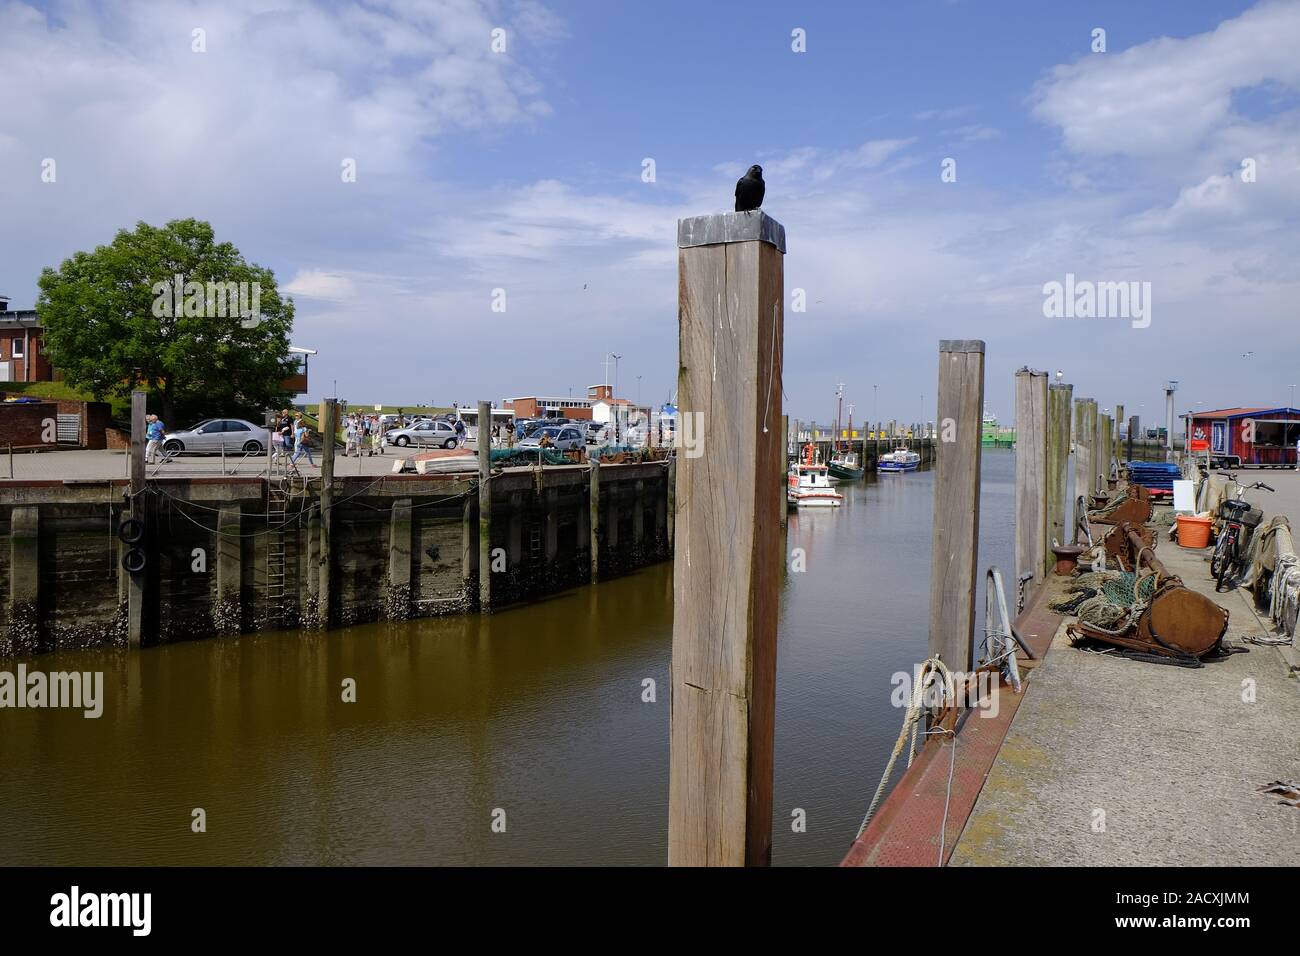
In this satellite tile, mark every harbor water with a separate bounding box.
[0,449,1017,866]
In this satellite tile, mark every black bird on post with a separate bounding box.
[735,164,765,212]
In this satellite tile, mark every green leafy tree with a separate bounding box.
[37,218,296,426]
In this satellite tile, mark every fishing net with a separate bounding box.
[1050,570,1157,630]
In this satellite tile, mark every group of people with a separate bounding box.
[343,413,388,457]
[270,409,316,468]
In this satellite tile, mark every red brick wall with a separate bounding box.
[0,402,58,447]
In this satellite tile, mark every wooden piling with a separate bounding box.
[461,495,477,602]
[8,506,39,654]
[1100,414,1113,485]
[1127,415,1138,463]
[387,497,413,620]
[929,340,984,673]
[669,210,784,866]
[214,503,242,635]
[1073,398,1095,509]
[665,455,675,551]
[477,400,494,609]
[588,457,601,583]
[127,390,146,648]
[1113,404,1125,470]
[1014,369,1048,599]
[317,398,337,628]
[1046,383,1073,573]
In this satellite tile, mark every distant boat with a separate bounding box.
[788,443,844,507]
[878,444,921,473]
[827,386,864,480]
[981,405,1015,445]
[828,449,864,480]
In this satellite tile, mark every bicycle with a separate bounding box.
[1209,473,1274,592]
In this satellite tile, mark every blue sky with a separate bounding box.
[2,0,1297,427]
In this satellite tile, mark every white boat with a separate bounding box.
[878,444,921,473]
[787,443,844,507]
[392,448,478,474]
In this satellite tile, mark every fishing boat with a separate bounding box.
[828,449,864,480]
[788,443,844,508]
[878,443,921,473]
[826,386,865,480]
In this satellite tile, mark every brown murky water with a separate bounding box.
[1,449,1021,866]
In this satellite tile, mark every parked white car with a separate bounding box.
[162,418,270,455]
[387,419,460,448]
[518,424,586,452]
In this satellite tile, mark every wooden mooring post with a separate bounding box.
[477,399,493,609]
[1113,404,1125,470]
[1014,369,1048,602]
[317,398,337,628]
[929,340,984,673]
[1073,398,1096,508]
[668,210,784,866]
[1045,383,1073,573]
[127,389,146,647]
[1127,414,1139,463]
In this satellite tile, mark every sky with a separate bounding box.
[2,0,1299,428]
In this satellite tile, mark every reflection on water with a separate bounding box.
[0,450,1016,866]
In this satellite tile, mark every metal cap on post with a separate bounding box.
[669,209,784,867]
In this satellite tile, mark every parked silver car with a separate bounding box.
[517,424,586,452]
[162,418,270,455]
[387,419,460,448]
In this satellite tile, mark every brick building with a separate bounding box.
[0,296,53,382]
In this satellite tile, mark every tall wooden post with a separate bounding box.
[317,398,337,628]
[477,399,493,609]
[1127,414,1138,463]
[779,414,789,534]
[387,497,413,620]
[669,210,784,867]
[1100,414,1114,484]
[928,341,984,673]
[664,455,674,552]
[8,506,39,656]
[1093,408,1107,492]
[214,503,242,635]
[1113,404,1125,471]
[127,390,146,648]
[1046,383,1073,573]
[588,458,601,581]
[1073,399,1095,509]
[1014,369,1048,600]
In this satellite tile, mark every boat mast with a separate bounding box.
[835,383,845,451]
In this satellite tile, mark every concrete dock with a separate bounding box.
[845,472,1300,868]
[950,529,1300,866]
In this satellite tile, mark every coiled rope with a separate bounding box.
[855,656,955,840]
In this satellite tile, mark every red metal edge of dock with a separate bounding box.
[840,585,1063,867]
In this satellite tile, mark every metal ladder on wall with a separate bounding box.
[266,473,289,626]
[528,524,543,566]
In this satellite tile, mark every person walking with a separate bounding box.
[344,415,357,457]
[290,414,315,468]
[454,418,467,448]
[277,409,294,462]
[145,414,165,463]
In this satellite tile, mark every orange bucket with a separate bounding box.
[1176,515,1212,549]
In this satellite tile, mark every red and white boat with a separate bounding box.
[787,443,844,508]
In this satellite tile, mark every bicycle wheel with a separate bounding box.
[1214,533,1235,591]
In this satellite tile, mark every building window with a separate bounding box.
[11,339,23,358]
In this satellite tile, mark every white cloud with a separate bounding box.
[1031,0,1300,159]
[283,270,358,300]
